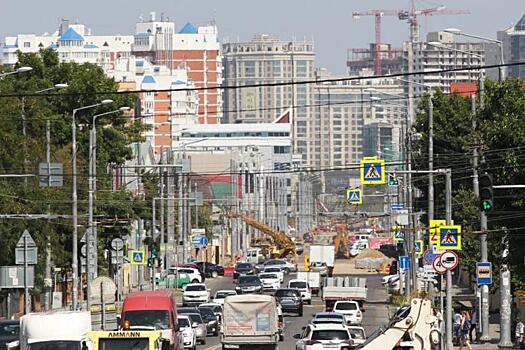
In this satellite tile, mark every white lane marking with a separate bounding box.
[201,343,222,350]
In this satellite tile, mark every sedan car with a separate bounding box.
[177,315,197,350]
[212,290,237,306]
[235,275,263,294]
[155,271,190,288]
[199,303,223,327]
[310,312,347,327]
[333,301,362,326]
[294,323,353,350]
[0,321,19,350]
[309,261,328,277]
[197,306,219,336]
[257,259,297,274]
[186,313,207,345]
[182,283,210,306]
[295,243,304,255]
[258,272,281,291]
[263,266,284,283]
[233,262,255,279]
[195,261,225,278]
[275,288,303,316]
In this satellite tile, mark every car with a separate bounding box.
[347,326,366,347]
[233,262,255,279]
[177,315,197,350]
[155,271,190,288]
[169,267,202,284]
[183,283,210,306]
[194,261,225,278]
[294,323,353,350]
[310,312,347,327]
[257,259,297,274]
[263,266,285,283]
[0,321,19,350]
[258,272,281,291]
[309,261,328,277]
[235,275,263,294]
[185,313,207,345]
[197,306,219,336]
[333,301,362,326]
[198,303,223,326]
[212,290,237,306]
[295,243,305,255]
[288,279,312,305]
[275,288,303,316]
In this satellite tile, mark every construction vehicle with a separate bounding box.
[229,213,295,258]
[333,231,350,258]
[358,298,440,350]
[88,330,163,350]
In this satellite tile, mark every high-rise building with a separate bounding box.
[222,35,315,164]
[499,13,525,79]
[347,43,404,75]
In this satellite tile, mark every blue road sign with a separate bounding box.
[437,225,462,250]
[191,235,209,249]
[476,262,492,285]
[360,157,385,185]
[398,255,410,270]
[423,249,439,265]
[130,250,146,265]
[391,203,404,211]
[346,188,362,205]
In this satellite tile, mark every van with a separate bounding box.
[121,290,181,350]
[246,248,264,264]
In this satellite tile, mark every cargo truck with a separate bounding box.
[322,277,367,312]
[296,271,321,296]
[309,245,335,277]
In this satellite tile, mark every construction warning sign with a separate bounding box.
[429,219,453,245]
[360,157,386,185]
[436,225,462,251]
[346,188,362,205]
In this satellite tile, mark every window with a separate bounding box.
[244,61,255,78]
[273,146,291,154]
[23,42,31,48]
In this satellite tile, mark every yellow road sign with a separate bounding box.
[346,188,362,205]
[360,157,386,185]
[130,250,146,265]
[304,255,310,272]
[436,225,462,251]
[429,219,453,244]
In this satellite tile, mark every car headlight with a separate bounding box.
[183,330,192,337]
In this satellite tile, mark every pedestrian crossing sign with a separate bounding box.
[415,240,424,255]
[346,188,362,205]
[392,225,405,242]
[436,225,462,251]
[130,250,146,265]
[360,157,386,185]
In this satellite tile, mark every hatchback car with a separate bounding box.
[197,306,219,336]
[333,301,362,325]
[257,259,297,274]
[294,323,353,350]
[275,288,303,316]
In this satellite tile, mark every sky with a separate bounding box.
[1,0,523,74]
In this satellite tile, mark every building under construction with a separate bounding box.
[347,43,404,75]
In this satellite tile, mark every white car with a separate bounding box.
[347,326,366,347]
[178,315,197,350]
[333,301,362,325]
[288,279,312,305]
[183,283,210,306]
[310,312,347,327]
[258,272,281,291]
[263,266,285,283]
[295,323,354,350]
[212,290,237,306]
[169,267,202,283]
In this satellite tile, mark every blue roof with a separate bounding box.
[3,44,17,48]
[172,80,186,85]
[48,43,58,49]
[84,44,98,49]
[59,28,84,41]
[142,75,156,84]
[179,22,198,34]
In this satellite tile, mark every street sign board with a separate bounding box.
[39,162,63,187]
[110,238,124,251]
[429,220,446,244]
[398,255,410,270]
[432,256,447,275]
[189,192,204,206]
[423,249,439,265]
[476,262,492,285]
[90,276,117,304]
[15,247,38,265]
[392,225,405,242]
[415,240,424,256]
[129,250,146,265]
[0,266,34,288]
[346,188,362,205]
[440,251,459,270]
[391,203,404,211]
[360,157,386,185]
[437,225,462,250]
[16,230,36,247]
[191,235,208,249]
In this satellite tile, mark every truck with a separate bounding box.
[88,330,162,350]
[296,271,321,296]
[309,245,335,276]
[17,311,92,350]
[322,276,367,312]
[221,294,279,350]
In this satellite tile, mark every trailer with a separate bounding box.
[322,277,367,312]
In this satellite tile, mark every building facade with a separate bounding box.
[222,35,315,164]
[499,13,525,79]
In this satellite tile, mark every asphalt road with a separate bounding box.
[193,271,390,350]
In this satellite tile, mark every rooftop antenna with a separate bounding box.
[212,8,217,25]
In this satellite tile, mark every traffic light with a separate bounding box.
[388,173,399,186]
[147,258,153,268]
[151,246,158,260]
[479,174,494,211]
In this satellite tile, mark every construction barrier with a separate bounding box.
[224,267,234,277]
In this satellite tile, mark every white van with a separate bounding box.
[246,248,264,264]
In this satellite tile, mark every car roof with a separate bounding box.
[185,283,206,287]
[309,323,349,331]
[177,315,191,319]
[314,312,344,318]
[216,289,236,294]
[335,300,359,304]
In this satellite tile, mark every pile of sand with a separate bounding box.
[355,248,387,259]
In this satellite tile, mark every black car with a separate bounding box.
[178,306,200,315]
[235,275,263,294]
[195,262,225,278]
[275,288,303,316]
[295,243,304,255]
[0,320,19,350]
[198,306,219,336]
[233,262,255,279]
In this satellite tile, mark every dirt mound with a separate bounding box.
[355,248,387,259]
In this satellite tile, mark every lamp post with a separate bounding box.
[71,99,113,310]
[0,66,32,79]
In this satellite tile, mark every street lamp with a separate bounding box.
[444,28,505,80]
[0,66,33,79]
[71,99,112,310]
[86,106,129,309]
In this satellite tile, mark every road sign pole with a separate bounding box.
[24,234,29,314]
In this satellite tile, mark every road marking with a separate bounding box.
[201,344,222,350]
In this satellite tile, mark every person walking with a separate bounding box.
[470,308,478,343]
[454,310,462,345]
[459,311,473,350]
[516,317,524,349]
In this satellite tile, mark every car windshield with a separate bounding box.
[310,262,325,267]
[186,285,206,291]
[259,273,278,279]
[122,310,170,329]
[238,276,259,284]
[275,289,298,298]
[215,291,235,299]
[266,260,283,265]
[28,341,82,350]
[188,314,203,324]
[348,328,366,340]
[236,263,252,269]
[98,339,149,350]
[336,302,358,310]
[289,281,307,289]
[311,330,350,341]
[178,318,191,328]
[198,307,215,319]
[0,323,19,336]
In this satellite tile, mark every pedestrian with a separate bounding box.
[470,308,478,343]
[454,310,462,344]
[516,317,524,349]
[459,311,473,350]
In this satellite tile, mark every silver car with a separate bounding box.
[309,261,328,277]
[186,313,207,345]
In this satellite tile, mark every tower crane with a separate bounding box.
[352,2,469,75]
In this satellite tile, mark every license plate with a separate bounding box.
[224,345,240,349]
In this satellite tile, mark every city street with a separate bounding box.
[193,272,390,350]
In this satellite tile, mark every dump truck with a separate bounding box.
[221,294,279,350]
[322,276,367,312]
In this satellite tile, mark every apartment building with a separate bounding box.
[499,13,525,79]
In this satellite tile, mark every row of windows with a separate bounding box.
[273,146,291,154]
[181,131,290,138]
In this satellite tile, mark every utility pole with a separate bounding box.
[428,98,434,221]
[445,169,453,350]
[159,148,165,272]
[498,229,513,348]
[45,116,52,311]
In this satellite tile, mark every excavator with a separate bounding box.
[228,212,296,258]
[333,230,350,259]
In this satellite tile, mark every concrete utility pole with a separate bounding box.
[445,169,453,350]
[159,148,166,271]
[498,229,513,348]
[428,98,434,221]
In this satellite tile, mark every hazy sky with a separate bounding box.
[1,0,523,74]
